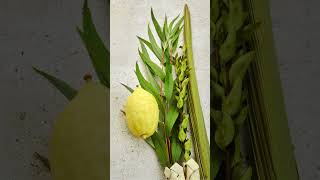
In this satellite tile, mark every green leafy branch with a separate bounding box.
[122,8,184,168]
[211,0,259,179]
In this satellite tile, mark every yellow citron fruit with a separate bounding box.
[49,81,109,180]
[125,87,159,139]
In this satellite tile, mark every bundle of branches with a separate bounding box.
[211,0,299,179]
[122,5,210,180]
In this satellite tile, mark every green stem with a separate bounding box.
[184,4,210,179]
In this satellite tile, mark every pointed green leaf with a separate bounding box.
[120,83,134,93]
[171,135,182,163]
[169,14,180,30]
[219,31,237,64]
[151,132,169,167]
[211,109,223,125]
[215,112,235,150]
[138,50,165,81]
[222,77,242,116]
[229,51,255,84]
[232,163,252,180]
[141,60,160,91]
[145,137,155,149]
[151,8,164,42]
[77,0,109,87]
[226,0,247,32]
[241,22,261,41]
[165,105,179,135]
[33,67,77,101]
[212,81,225,98]
[148,25,163,62]
[172,16,184,37]
[164,62,174,101]
[235,106,248,126]
[135,63,164,113]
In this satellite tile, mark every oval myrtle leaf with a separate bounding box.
[215,112,235,150]
[222,77,243,116]
[211,66,218,82]
[235,106,248,126]
[232,163,253,180]
[211,109,223,125]
[225,0,248,32]
[212,81,225,98]
[219,31,237,64]
[229,51,255,85]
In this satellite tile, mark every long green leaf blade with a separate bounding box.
[33,67,77,101]
[151,8,164,42]
[77,0,109,87]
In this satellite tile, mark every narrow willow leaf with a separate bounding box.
[151,132,169,167]
[141,59,160,91]
[232,133,241,167]
[184,5,210,179]
[145,137,155,149]
[222,77,242,116]
[164,63,174,101]
[120,83,134,93]
[165,105,179,136]
[172,16,184,36]
[169,14,180,30]
[77,0,109,87]
[219,31,237,64]
[171,135,182,163]
[135,63,164,113]
[151,8,164,42]
[235,106,248,126]
[212,141,224,179]
[148,25,163,62]
[138,50,165,80]
[163,15,169,39]
[226,0,247,32]
[33,67,77,101]
[215,112,235,150]
[229,51,255,84]
[171,27,183,46]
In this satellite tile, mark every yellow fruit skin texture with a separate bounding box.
[49,82,109,180]
[125,87,159,139]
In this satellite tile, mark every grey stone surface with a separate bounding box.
[0,0,107,179]
[269,0,320,179]
[0,0,319,179]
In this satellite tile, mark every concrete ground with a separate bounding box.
[0,0,319,179]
